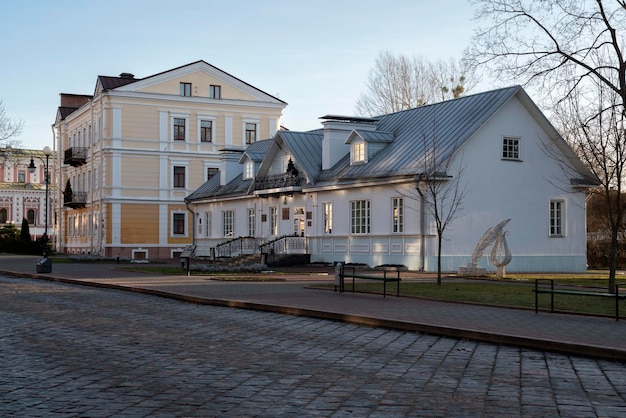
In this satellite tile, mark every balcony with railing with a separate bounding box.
[253,173,303,193]
[63,191,87,209]
[64,147,87,167]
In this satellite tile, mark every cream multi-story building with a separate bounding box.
[0,147,56,243]
[53,60,286,259]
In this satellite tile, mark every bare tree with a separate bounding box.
[468,0,626,291]
[0,101,23,150]
[356,51,475,116]
[553,81,625,291]
[399,118,467,284]
[466,0,626,125]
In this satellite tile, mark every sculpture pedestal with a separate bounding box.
[458,265,486,277]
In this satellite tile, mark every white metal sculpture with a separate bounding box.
[458,219,512,277]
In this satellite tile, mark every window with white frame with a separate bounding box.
[247,208,255,237]
[206,167,219,181]
[173,166,186,188]
[172,212,186,236]
[322,202,332,234]
[502,136,520,160]
[351,142,366,164]
[173,117,186,141]
[27,209,36,225]
[244,161,255,179]
[244,122,258,145]
[205,212,211,237]
[200,120,213,143]
[223,210,234,237]
[549,199,564,237]
[392,197,403,233]
[270,206,278,236]
[351,200,371,234]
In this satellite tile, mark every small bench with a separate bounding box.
[336,265,401,297]
[534,279,626,320]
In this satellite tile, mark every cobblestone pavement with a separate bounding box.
[2,276,626,417]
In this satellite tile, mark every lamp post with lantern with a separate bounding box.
[28,146,52,267]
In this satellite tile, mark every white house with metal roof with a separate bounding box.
[185,86,597,273]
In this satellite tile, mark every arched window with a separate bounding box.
[0,208,7,223]
[27,209,35,225]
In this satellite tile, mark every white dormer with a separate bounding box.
[345,130,394,165]
[320,115,378,170]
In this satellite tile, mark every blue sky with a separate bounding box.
[0,0,479,150]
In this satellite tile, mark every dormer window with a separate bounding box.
[351,141,366,164]
[244,161,255,179]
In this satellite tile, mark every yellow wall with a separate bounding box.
[120,203,159,244]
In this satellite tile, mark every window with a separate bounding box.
[180,82,192,97]
[351,142,366,164]
[174,118,186,141]
[392,197,404,233]
[223,210,234,237]
[173,166,186,188]
[205,212,211,237]
[0,208,7,223]
[247,208,255,237]
[207,167,219,181]
[502,137,520,160]
[351,200,371,234]
[270,207,278,236]
[27,209,35,225]
[173,213,185,235]
[200,120,213,143]
[209,85,221,99]
[550,200,564,237]
[244,161,254,179]
[245,123,257,144]
[18,171,25,183]
[323,202,333,234]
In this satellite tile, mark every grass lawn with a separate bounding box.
[329,279,624,318]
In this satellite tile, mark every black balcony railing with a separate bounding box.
[63,191,87,209]
[64,147,87,167]
[254,173,302,191]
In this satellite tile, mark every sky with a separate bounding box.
[0,0,481,151]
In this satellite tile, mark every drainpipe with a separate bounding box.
[416,177,426,271]
[185,200,196,244]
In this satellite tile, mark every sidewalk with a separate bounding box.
[2,254,626,361]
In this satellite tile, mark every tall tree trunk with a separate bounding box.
[609,229,618,294]
[437,233,442,285]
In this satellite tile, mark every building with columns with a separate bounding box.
[0,147,56,243]
[53,60,286,259]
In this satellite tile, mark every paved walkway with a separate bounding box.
[2,254,626,361]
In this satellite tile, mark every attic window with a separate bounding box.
[180,82,192,97]
[210,85,221,99]
[351,142,366,164]
[502,136,521,160]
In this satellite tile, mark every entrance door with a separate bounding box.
[293,216,305,237]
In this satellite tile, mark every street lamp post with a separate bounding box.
[28,146,52,263]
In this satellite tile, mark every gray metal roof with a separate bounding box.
[186,85,596,202]
[185,173,253,201]
[239,138,273,163]
[317,85,522,182]
[276,131,323,184]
